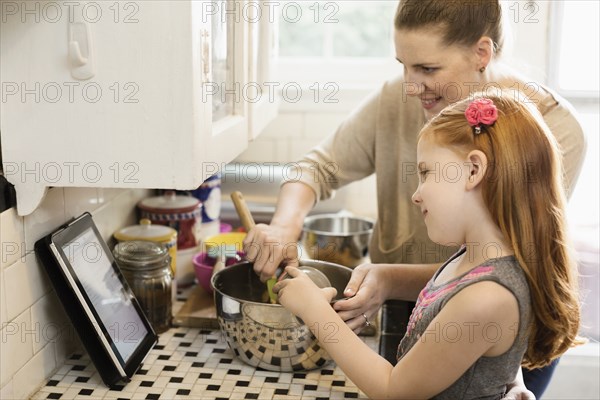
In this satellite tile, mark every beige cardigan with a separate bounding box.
[288,76,587,264]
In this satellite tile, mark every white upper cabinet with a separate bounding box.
[1,0,274,215]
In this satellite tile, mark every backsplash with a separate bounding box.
[0,187,153,399]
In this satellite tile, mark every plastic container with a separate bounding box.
[193,251,244,294]
[202,232,246,255]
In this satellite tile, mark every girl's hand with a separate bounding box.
[273,266,337,320]
[333,263,389,333]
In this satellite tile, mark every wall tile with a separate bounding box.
[64,188,102,219]
[4,253,50,322]
[24,188,66,253]
[236,140,277,163]
[0,268,7,328]
[273,139,292,163]
[304,112,347,139]
[13,342,57,400]
[92,189,153,242]
[258,113,304,140]
[30,292,71,354]
[55,327,81,367]
[1,207,25,269]
[96,188,123,205]
[288,138,320,162]
[0,309,33,387]
[0,380,13,400]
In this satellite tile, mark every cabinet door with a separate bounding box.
[0,1,251,215]
[201,0,250,163]
[247,0,279,140]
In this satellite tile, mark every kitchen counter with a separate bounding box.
[30,286,376,400]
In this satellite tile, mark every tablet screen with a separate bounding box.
[62,228,149,363]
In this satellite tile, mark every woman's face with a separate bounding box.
[394,27,483,120]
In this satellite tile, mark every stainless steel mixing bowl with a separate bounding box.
[301,214,375,268]
[211,259,352,371]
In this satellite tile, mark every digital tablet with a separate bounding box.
[35,212,157,388]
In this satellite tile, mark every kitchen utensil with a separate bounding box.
[211,244,237,273]
[230,191,279,303]
[211,259,353,371]
[301,213,375,268]
[114,218,178,276]
[113,240,173,333]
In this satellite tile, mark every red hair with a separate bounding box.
[420,91,582,368]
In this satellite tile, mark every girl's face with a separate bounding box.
[394,27,484,120]
[412,136,471,245]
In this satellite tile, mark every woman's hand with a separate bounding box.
[273,266,337,320]
[243,223,300,282]
[332,263,390,333]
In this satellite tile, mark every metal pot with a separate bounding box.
[211,259,352,372]
[301,213,375,268]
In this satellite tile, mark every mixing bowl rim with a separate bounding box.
[210,259,353,307]
[302,214,375,236]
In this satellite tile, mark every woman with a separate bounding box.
[243,1,586,396]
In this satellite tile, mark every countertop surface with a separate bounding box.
[30,287,376,400]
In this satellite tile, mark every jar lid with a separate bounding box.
[114,219,177,242]
[138,191,200,213]
[113,240,170,270]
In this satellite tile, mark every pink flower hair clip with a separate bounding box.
[465,98,498,134]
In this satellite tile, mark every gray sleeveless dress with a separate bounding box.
[397,247,532,399]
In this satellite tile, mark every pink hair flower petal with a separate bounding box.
[465,98,498,134]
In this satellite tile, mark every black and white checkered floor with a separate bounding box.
[30,290,376,399]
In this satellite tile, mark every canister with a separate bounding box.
[191,173,221,239]
[138,191,202,250]
[114,219,177,276]
[113,240,173,334]
[138,192,202,287]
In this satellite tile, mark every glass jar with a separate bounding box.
[114,219,178,277]
[113,240,173,333]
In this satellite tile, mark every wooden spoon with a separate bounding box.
[230,191,278,304]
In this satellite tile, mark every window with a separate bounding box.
[276,1,400,89]
[279,1,397,58]
[548,1,599,342]
[548,1,600,98]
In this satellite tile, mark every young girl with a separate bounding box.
[273,92,581,399]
